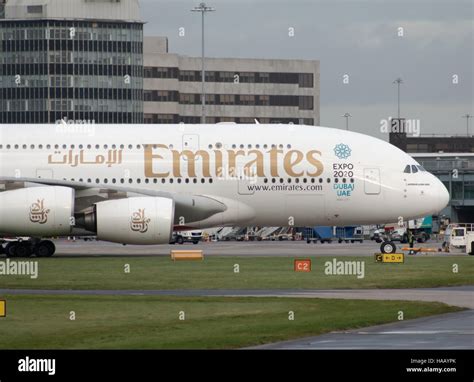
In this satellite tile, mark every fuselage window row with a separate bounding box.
[64,177,355,184]
[0,143,293,150]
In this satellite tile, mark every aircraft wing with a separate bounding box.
[0,176,227,225]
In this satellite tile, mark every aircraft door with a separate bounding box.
[364,168,381,195]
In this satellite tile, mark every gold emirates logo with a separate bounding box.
[46,145,325,178]
[130,209,151,233]
[29,199,50,224]
[144,145,324,178]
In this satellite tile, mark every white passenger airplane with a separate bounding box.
[0,123,449,257]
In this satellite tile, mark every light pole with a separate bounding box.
[191,2,215,124]
[342,112,352,130]
[462,114,473,136]
[393,77,403,119]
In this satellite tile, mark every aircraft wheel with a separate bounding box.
[6,242,32,258]
[380,241,397,254]
[35,240,56,257]
[5,242,18,257]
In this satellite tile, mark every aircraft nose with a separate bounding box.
[428,175,449,212]
[437,179,450,211]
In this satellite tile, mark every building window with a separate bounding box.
[218,72,234,83]
[452,181,463,200]
[180,94,194,104]
[298,73,313,88]
[258,95,270,106]
[298,96,313,110]
[27,5,43,13]
[240,95,255,106]
[464,182,474,200]
[144,67,153,78]
[156,114,175,123]
[258,72,270,83]
[205,94,216,105]
[220,94,235,105]
[144,114,154,123]
[205,71,217,82]
[179,70,197,82]
[238,72,256,83]
[156,91,171,101]
[219,117,235,123]
[144,91,153,102]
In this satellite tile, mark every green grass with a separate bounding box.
[0,295,462,349]
[0,256,472,290]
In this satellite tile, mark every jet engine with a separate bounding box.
[0,186,74,236]
[78,197,174,245]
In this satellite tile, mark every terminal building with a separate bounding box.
[0,0,144,124]
[390,131,474,222]
[143,37,320,125]
[1,2,322,242]
[0,1,320,126]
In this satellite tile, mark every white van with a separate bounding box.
[170,230,202,245]
[443,224,474,253]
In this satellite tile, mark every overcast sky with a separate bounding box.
[140,0,473,139]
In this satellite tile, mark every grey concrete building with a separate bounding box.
[0,0,143,124]
[144,37,320,125]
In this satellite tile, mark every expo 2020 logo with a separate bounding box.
[334,143,352,159]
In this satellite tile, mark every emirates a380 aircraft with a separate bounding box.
[0,123,449,257]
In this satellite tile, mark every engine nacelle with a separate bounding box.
[0,186,74,236]
[91,197,174,245]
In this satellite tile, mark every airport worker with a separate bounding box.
[408,229,415,255]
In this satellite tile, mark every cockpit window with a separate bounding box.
[417,165,426,172]
[411,165,418,173]
[404,165,411,173]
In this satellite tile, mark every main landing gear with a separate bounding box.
[1,239,56,258]
[380,241,397,254]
